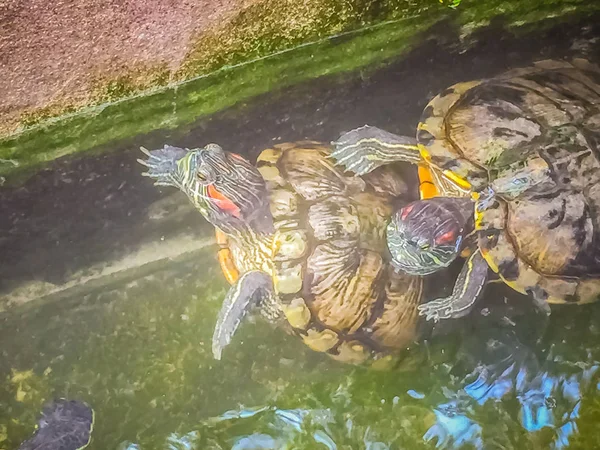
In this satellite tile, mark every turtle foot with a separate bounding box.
[137,145,189,187]
[212,271,274,360]
[331,125,420,175]
[330,125,381,175]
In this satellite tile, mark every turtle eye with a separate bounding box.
[419,242,430,250]
[197,172,207,181]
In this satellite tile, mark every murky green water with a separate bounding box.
[2,8,600,450]
[2,250,600,449]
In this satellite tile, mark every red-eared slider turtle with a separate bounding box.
[331,58,600,322]
[138,141,451,364]
[17,399,94,450]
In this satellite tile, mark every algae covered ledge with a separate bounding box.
[1,0,599,182]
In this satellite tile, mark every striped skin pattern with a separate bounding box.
[254,142,425,364]
[417,58,600,305]
[141,141,440,364]
[387,197,474,276]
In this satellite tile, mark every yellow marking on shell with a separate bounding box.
[275,141,322,151]
[257,165,284,185]
[418,116,445,138]
[417,80,484,192]
[273,229,308,261]
[417,164,439,199]
[442,169,472,191]
[273,264,303,295]
[535,242,552,269]
[480,231,543,298]
[269,188,297,218]
[418,145,471,191]
[481,248,499,273]
[330,341,370,364]
[302,328,339,352]
[256,148,283,164]
[474,209,484,229]
[282,298,311,329]
[474,199,504,231]
[419,81,482,139]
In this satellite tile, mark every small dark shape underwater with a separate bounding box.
[17,399,94,450]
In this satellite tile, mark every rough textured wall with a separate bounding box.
[1,0,598,182]
[0,0,430,138]
[0,0,258,134]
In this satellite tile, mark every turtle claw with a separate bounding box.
[137,145,189,187]
[418,298,454,323]
[137,158,150,168]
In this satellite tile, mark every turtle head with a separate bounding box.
[386,198,469,275]
[139,143,273,235]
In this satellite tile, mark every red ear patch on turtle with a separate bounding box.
[207,184,241,218]
[435,229,457,245]
[400,204,415,221]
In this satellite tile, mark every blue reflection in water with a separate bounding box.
[167,431,199,450]
[423,400,483,449]
[232,434,280,450]
[424,330,600,450]
[205,405,340,449]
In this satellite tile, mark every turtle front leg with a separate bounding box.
[331,125,422,175]
[418,250,489,322]
[212,270,281,360]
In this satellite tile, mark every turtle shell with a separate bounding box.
[417,58,600,304]
[250,141,424,364]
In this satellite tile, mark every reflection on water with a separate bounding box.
[425,329,600,449]
[4,252,599,449]
[156,317,600,450]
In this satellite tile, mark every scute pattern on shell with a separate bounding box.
[418,58,600,305]
[256,141,421,362]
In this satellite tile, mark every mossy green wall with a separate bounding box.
[1,0,598,183]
